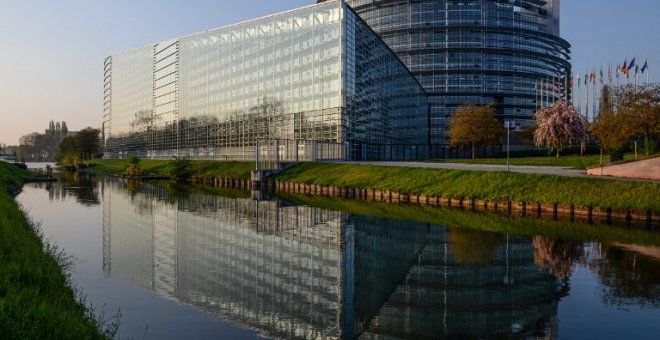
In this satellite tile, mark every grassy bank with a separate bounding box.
[0,162,111,338]
[278,193,660,247]
[85,159,253,180]
[445,153,640,169]
[274,163,660,211]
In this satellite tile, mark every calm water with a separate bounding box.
[16,172,660,339]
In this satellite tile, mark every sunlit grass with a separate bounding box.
[274,163,660,210]
[0,162,113,338]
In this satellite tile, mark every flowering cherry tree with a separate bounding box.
[534,100,589,158]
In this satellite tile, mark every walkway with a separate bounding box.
[342,161,657,182]
[342,161,588,178]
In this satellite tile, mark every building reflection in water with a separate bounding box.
[101,178,569,339]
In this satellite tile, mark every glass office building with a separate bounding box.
[103,0,428,160]
[319,0,572,143]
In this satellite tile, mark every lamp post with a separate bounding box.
[505,121,514,172]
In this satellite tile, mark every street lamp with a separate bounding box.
[504,121,521,172]
[504,121,515,172]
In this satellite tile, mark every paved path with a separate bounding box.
[342,161,590,178]
[341,161,658,182]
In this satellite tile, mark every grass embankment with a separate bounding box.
[86,159,253,180]
[278,193,660,247]
[445,153,639,169]
[0,162,111,338]
[274,163,660,211]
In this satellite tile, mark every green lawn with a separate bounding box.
[274,163,660,210]
[86,159,254,180]
[445,153,640,169]
[0,162,112,338]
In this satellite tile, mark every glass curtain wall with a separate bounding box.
[104,46,154,156]
[321,0,571,144]
[344,8,429,159]
[104,0,427,160]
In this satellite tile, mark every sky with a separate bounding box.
[1,0,658,146]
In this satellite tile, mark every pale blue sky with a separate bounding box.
[1,0,658,145]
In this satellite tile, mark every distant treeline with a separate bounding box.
[12,121,101,162]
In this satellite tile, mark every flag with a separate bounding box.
[591,68,596,84]
[608,64,612,82]
[641,59,649,74]
[629,58,636,70]
[599,67,604,84]
[616,63,620,79]
[621,60,628,73]
[584,71,588,85]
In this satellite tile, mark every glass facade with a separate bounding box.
[104,0,428,160]
[320,0,571,143]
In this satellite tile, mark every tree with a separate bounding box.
[591,110,629,161]
[55,127,101,163]
[614,84,660,155]
[55,136,79,163]
[61,121,68,135]
[449,103,503,159]
[599,85,614,115]
[534,100,589,158]
[18,132,42,161]
[76,128,101,160]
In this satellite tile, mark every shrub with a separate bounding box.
[168,157,193,180]
[127,154,140,166]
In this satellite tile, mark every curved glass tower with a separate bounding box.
[319,0,571,143]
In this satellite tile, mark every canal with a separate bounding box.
[17,172,660,339]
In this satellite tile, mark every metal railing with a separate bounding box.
[256,139,347,171]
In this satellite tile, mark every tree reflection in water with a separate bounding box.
[532,236,585,278]
[38,171,101,206]
[449,228,503,266]
[591,245,660,308]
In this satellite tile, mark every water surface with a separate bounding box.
[17,173,660,339]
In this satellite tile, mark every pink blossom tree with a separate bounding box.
[534,100,589,158]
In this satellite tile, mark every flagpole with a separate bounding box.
[585,71,590,121]
[592,67,597,119]
[535,80,539,112]
[540,79,543,108]
[546,78,549,108]
[544,78,548,107]
[565,73,569,103]
[578,74,582,115]
[616,62,620,88]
